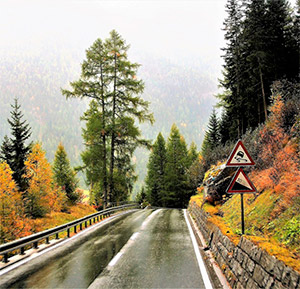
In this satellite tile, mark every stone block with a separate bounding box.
[239,270,251,288]
[222,235,235,253]
[272,280,286,289]
[260,250,276,275]
[289,269,300,289]
[234,281,244,289]
[273,259,285,281]
[282,266,292,287]
[235,248,246,265]
[232,260,244,279]
[239,237,262,263]
[253,264,272,288]
[281,266,299,288]
[245,278,259,289]
[243,255,255,275]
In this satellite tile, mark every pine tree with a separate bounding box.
[0,99,32,192]
[164,124,190,208]
[53,143,79,204]
[145,133,167,206]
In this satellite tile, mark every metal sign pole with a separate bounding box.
[240,193,245,235]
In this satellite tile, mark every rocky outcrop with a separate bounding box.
[203,163,236,204]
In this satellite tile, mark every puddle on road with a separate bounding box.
[9,210,152,289]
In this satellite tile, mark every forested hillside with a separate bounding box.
[0,45,217,189]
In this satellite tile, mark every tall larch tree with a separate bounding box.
[62,30,154,207]
[0,99,32,192]
[145,133,167,207]
[62,38,110,207]
[105,30,153,203]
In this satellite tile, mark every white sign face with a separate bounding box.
[227,168,256,193]
[226,140,255,167]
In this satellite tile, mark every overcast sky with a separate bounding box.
[0,0,297,76]
[0,0,229,73]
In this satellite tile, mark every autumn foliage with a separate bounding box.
[0,162,30,243]
[24,143,66,217]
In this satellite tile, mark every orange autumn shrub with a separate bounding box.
[0,162,31,243]
[251,94,300,214]
[24,143,66,218]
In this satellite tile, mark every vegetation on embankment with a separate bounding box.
[190,82,300,272]
[190,191,300,272]
[29,203,97,233]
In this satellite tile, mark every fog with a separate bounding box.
[0,0,228,76]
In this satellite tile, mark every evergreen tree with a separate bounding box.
[187,141,198,168]
[53,143,79,204]
[80,100,106,206]
[164,124,190,208]
[0,99,32,192]
[145,133,167,206]
[202,109,220,153]
[105,30,154,203]
[62,31,154,207]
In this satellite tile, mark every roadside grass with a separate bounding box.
[30,204,97,233]
[190,189,300,272]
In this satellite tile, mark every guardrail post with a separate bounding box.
[3,253,9,263]
[56,233,59,240]
[85,221,87,228]
[20,247,25,255]
[80,223,82,231]
[74,226,77,234]
[46,237,50,244]
[67,228,70,238]
[89,219,92,226]
[33,242,38,249]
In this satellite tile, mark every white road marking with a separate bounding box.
[141,209,162,230]
[108,252,123,267]
[184,209,213,289]
[130,232,140,241]
[106,209,162,269]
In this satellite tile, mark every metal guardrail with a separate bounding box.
[0,203,139,264]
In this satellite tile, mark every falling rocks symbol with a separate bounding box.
[227,168,256,194]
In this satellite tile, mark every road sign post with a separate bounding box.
[226,140,256,235]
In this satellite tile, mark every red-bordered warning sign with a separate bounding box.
[226,140,255,167]
[227,168,257,194]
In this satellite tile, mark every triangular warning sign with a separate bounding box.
[227,168,257,194]
[226,140,255,167]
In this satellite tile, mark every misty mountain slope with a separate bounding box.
[0,48,217,190]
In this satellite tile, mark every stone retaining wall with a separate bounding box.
[188,201,300,289]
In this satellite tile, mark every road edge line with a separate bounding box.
[184,209,213,289]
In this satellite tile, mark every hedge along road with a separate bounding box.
[2,209,213,289]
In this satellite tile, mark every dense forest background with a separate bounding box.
[0,44,217,191]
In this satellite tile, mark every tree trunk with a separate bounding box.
[100,64,108,209]
[108,53,117,204]
[258,64,268,121]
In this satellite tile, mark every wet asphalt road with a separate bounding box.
[8,210,153,289]
[5,209,208,289]
[89,209,206,289]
